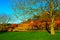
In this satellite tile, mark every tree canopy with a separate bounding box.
[11,0,60,23]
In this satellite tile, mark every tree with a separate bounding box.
[11,0,43,22]
[46,0,60,35]
[0,14,10,24]
[0,14,11,31]
[41,0,59,35]
[49,0,55,35]
[11,0,60,35]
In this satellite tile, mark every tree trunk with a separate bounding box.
[50,16,55,35]
[49,0,55,35]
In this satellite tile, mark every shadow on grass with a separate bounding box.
[0,31,7,34]
[46,26,51,34]
[45,21,51,34]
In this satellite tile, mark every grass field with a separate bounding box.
[0,31,60,40]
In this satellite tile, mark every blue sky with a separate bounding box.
[0,0,47,13]
[0,0,13,15]
[0,0,48,24]
[0,0,18,24]
[1,0,59,24]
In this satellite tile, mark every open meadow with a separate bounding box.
[0,31,60,40]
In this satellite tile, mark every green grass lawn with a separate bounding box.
[0,31,60,40]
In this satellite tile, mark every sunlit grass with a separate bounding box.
[0,32,60,40]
